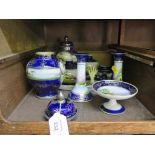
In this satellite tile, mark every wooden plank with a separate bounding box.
[0,61,30,118]
[106,20,120,45]
[124,57,155,116]
[0,46,46,69]
[1,119,155,135]
[125,53,154,66]
[8,89,154,122]
[119,19,155,49]
[112,46,155,66]
[119,19,126,45]
[0,20,45,56]
[44,20,119,51]
[0,47,46,118]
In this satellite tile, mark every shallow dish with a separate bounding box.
[92,80,138,115]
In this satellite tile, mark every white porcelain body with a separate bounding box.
[26,52,65,99]
[27,67,61,80]
[68,84,93,102]
[92,80,138,115]
[68,53,93,102]
[93,80,138,101]
[77,62,86,84]
[97,86,137,100]
[113,61,123,81]
[72,84,90,95]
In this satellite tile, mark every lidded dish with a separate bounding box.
[44,91,77,120]
[57,36,77,85]
[56,35,77,63]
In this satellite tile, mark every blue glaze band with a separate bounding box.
[46,99,76,118]
[45,109,77,120]
[26,52,62,98]
[112,52,124,61]
[100,104,125,114]
[75,53,89,62]
[68,91,93,102]
[29,79,61,98]
[93,80,137,95]
[27,55,59,68]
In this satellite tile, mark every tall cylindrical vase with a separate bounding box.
[112,52,124,81]
[76,61,86,84]
[68,53,93,102]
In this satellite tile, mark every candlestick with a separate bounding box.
[68,53,93,102]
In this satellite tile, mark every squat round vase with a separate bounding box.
[26,52,65,99]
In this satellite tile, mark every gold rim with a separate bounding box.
[35,52,55,56]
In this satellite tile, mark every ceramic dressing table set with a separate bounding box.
[26,36,138,120]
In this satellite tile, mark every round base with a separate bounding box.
[68,91,93,102]
[68,83,93,102]
[44,108,78,121]
[100,100,125,115]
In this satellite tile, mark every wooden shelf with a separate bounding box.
[109,45,155,66]
[8,89,154,122]
[0,46,46,69]
[1,49,155,135]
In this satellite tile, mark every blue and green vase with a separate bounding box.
[26,52,63,99]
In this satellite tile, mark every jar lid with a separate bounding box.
[60,36,74,47]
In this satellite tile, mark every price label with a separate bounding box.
[49,112,69,135]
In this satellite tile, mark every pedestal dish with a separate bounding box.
[93,80,138,115]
